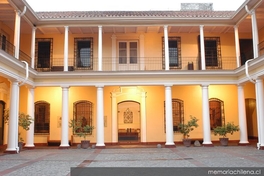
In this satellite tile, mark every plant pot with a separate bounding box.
[81,140,90,149]
[219,138,228,146]
[183,139,192,147]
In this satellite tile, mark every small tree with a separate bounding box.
[178,115,199,139]
[69,118,94,140]
[213,122,239,138]
[4,109,34,142]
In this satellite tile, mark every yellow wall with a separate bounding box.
[34,87,62,143]
[69,86,97,143]
[20,34,32,56]
[22,84,251,144]
[0,22,14,45]
[17,31,241,71]
[209,85,239,140]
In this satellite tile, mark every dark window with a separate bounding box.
[164,99,184,132]
[1,34,6,51]
[209,98,225,130]
[162,37,182,69]
[198,36,222,69]
[74,38,93,69]
[35,38,53,69]
[205,40,218,66]
[34,101,50,134]
[240,39,253,65]
[73,101,93,134]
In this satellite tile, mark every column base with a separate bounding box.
[59,146,70,149]
[24,146,35,149]
[165,144,176,148]
[95,145,106,149]
[259,146,264,150]
[4,150,18,154]
[238,142,250,146]
[203,143,214,147]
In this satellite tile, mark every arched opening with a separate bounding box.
[117,101,140,142]
[245,98,257,139]
[34,101,50,134]
[209,98,225,130]
[0,100,5,145]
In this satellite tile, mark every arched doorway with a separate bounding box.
[111,87,146,144]
[117,101,140,142]
[245,98,257,139]
[0,100,5,145]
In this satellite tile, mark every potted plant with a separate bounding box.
[213,122,239,146]
[178,115,198,147]
[69,117,94,149]
[4,109,34,151]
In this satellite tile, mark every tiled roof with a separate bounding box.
[36,11,235,19]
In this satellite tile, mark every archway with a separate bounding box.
[0,100,5,145]
[245,98,257,139]
[117,101,140,142]
[111,87,146,144]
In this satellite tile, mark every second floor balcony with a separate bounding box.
[35,56,238,72]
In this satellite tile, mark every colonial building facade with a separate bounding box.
[1,0,264,153]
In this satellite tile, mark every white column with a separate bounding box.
[255,79,264,149]
[111,93,118,143]
[165,85,175,147]
[96,85,105,148]
[31,27,36,68]
[200,25,206,70]
[60,86,70,148]
[5,81,19,153]
[237,85,249,145]
[164,25,169,71]
[98,26,103,71]
[111,35,117,71]
[251,10,259,58]
[14,11,21,59]
[140,91,147,143]
[25,87,35,148]
[234,26,241,67]
[139,34,145,70]
[64,26,69,71]
[201,85,213,146]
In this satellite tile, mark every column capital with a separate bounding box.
[26,85,35,89]
[164,84,173,87]
[163,25,168,29]
[255,78,263,83]
[234,25,239,29]
[111,34,116,40]
[237,83,245,87]
[200,84,209,88]
[95,85,104,88]
[64,26,69,33]
[139,34,144,40]
[61,85,70,89]
[200,25,204,29]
